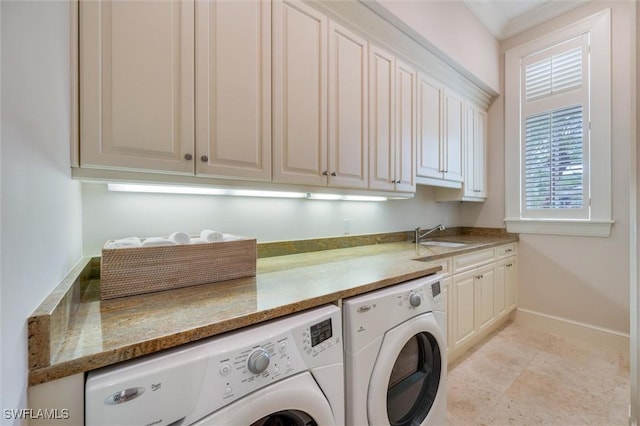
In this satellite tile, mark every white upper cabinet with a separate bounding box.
[416,73,443,180]
[77,0,490,197]
[80,0,195,173]
[394,60,417,193]
[443,89,464,183]
[416,75,464,187]
[195,0,271,181]
[436,101,488,201]
[368,46,396,191]
[80,0,271,181]
[272,0,328,186]
[328,21,369,189]
[274,2,369,190]
[369,46,415,193]
[464,105,487,199]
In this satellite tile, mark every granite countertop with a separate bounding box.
[28,230,517,386]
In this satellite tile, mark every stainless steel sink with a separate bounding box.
[420,241,468,248]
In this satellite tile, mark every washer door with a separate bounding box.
[367,313,445,426]
[191,372,336,425]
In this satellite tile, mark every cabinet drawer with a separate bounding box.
[453,248,495,273]
[495,243,517,258]
[421,258,451,277]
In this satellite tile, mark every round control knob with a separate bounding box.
[409,292,422,307]
[247,348,270,374]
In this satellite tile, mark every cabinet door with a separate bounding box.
[494,260,507,318]
[474,109,488,197]
[395,60,417,192]
[477,265,495,331]
[443,89,464,182]
[463,104,477,197]
[195,0,271,181]
[505,257,517,311]
[273,0,328,186]
[463,104,488,199]
[80,0,194,173]
[328,21,368,188]
[417,74,443,179]
[368,45,395,191]
[453,270,477,349]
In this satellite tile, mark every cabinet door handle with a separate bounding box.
[331,172,337,176]
[201,155,209,162]
[184,153,193,161]
[322,171,329,176]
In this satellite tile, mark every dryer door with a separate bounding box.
[367,313,446,426]
[191,372,337,425]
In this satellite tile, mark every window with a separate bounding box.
[504,9,612,237]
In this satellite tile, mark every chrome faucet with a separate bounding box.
[415,224,445,247]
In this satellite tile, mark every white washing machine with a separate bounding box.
[343,274,447,426]
[85,304,344,426]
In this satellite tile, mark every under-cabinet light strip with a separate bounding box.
[107,183,388,201]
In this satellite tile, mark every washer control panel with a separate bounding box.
[187,305,342,423]
[343,274,444,354]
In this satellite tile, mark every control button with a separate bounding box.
[278,342,288,353]
[247,348,270,374]
[219,363,232,376]
[224,386,232,395]
[409,292,422,307]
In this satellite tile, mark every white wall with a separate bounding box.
[372,0,500,94]
[1,1,83,420]
[82,183,461,256]
[463,0,633,334]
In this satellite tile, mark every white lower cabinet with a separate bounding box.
[500,256,518,315]
[477,264,496,332]
[452,269,477,348]
[446,243,518,363]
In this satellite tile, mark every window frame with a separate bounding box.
[504,9,612,237]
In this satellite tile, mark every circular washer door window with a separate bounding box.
[367,313,445,426]
[386,332,441,425]
[250,410,316,426]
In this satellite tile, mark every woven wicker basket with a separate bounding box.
[100,236,256,300]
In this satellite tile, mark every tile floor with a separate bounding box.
[446,321,630,425]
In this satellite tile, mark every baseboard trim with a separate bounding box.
[513,308,630,353]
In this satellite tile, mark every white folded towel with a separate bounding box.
[169,231,191,245]
[200,229,224,242]
[106,237,142,249]
[141,237,178,247]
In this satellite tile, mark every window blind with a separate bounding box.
[525,47,582,101]
[524,105,583,209]
[523,39,585,212]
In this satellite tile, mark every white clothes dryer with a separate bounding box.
[85,305,344,426]
[343,274,447,426]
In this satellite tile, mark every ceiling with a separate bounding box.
[463,0,590,41]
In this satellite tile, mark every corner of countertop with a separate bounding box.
[28,257,98,371]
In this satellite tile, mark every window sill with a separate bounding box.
[504,218,614,237]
